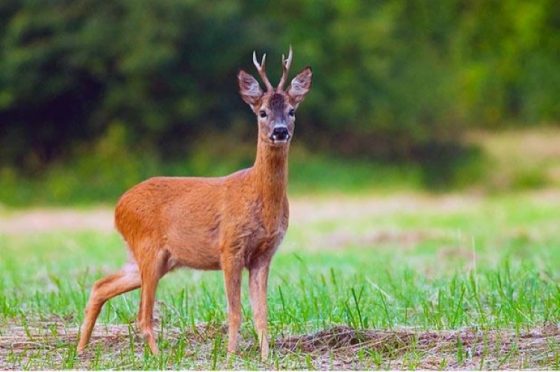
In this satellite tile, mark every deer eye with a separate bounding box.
[288,109,295,117]
[259,110,267,118]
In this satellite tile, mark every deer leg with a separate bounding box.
[77,263,140,353]
[222,256,243,355]
[137,265,163,354]
[137,249,169,355]
[249,257,271,360]
[136,292,144,329]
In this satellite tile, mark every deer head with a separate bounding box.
[238,47,312,146]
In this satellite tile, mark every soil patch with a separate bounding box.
[1,320,558,369]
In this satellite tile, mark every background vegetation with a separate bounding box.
[2,2,560,369]
[1,0,559,206]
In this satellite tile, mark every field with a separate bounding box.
[1,189,560,369]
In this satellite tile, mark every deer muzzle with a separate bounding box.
[270,126,290,143]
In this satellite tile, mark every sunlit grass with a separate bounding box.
[1,191,560,368]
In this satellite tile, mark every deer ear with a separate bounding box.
[238,70,263,111]
[288,66,312,106]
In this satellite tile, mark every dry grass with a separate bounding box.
[468,127,560,190]
[1,319,559,370]
[278,325,560,369]
[0,208,114,234]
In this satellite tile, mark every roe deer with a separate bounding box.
[77,47,312,360]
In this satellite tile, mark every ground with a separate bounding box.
[1,190,560,369]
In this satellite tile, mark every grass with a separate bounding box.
[3,127,560,208]
[0,151,422,207]
[0,128,424,208]
[468,127,560,191]
[1,190,560,368]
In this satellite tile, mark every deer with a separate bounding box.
[76,47,312,360]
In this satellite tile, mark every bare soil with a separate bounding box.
[0,207,114,234]
[0,192,481,234]
[1,320,558,369]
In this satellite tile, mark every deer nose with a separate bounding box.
[271,126,290,142]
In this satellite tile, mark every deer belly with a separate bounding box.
[164,227,222,270]
[166,242,221,270]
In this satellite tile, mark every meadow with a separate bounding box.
[1,189,560,369]
[2,2,559,368]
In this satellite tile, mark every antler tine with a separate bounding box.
[277,45,293,91]
[252,51,273,91]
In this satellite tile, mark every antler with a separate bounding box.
[277,46,293,91]
[253,51,274,92]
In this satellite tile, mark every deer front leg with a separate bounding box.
[222,255,243,355]
[249,257,271,360]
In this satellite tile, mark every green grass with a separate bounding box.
[1,191,560,368]
[5,126,560,208]
[0,150,423,207]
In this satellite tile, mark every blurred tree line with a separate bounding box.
[1,0,559,175]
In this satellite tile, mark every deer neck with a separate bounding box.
[252,139,289,206]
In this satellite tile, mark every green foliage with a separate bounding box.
[0,122,161,205]
[1,0,559,178]
[0,140,423,207]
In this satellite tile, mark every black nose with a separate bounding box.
[271,127,290,141]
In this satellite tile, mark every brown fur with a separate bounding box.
[77,50,312,360]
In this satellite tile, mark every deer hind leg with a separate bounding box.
[77,262,140,353]
[249,256,272,360]
[136,249,169,355]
